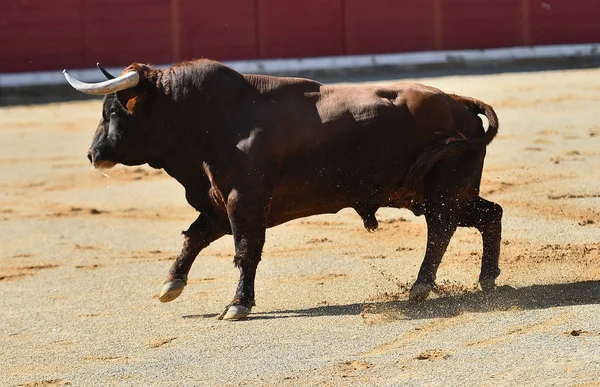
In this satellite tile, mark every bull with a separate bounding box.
[63,60,502,320]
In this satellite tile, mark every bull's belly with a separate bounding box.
[267,194,354,227]
[266,171,410,227]
[264,142,419,227]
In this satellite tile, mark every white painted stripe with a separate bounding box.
[1,43,598,88]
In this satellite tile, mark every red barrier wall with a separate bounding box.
[257,0,344,58]
[441,0,524,50]
[82,0,173,68]
[0,0,86,72]
[344,0,436,54]
[179,1,258,61]
[1,0,599,73]
[529,0,600,45]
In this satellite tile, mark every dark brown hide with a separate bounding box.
[85,59,502,317]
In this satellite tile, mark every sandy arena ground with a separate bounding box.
[1,67,600,386]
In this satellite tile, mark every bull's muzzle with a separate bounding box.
[88,149,116,170]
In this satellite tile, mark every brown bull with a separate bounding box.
[64,60,502,320]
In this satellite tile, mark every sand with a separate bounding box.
[1,67,600,386]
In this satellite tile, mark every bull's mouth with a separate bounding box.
[92,160,117,170]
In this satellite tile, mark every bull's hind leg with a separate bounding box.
[408,150,476,302]
[354,203,379,231]
[457,196,503,291]
[159,212,226,302]
[409,204,458,302]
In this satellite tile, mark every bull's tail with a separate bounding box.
[403,96,498,191]
[450,94,499,147]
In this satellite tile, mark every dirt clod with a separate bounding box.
[416,350,450,361]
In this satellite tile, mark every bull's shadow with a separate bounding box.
[243,280,600,321]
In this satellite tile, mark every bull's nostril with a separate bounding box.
[87,152,93,163]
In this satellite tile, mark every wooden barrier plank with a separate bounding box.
[441,0,523,50]
[529,0,600,45]
[82,0,171,67]
[344,0,435,54]
[257,0,343,58]
[0,0,84,72]
[179,0,257,61]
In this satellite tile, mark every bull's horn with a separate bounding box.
[96,62,115,80]
[63,69,139,95]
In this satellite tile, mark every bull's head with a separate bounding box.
[63,63,156,169]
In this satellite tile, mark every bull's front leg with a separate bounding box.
[159,212,226,302]
[218,189,268,320]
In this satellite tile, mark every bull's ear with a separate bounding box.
[115,64,148,114]
[116,82,147,114]
[125,97,138,112]
[116,89,141,113]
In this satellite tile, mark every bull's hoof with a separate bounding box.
[217,304,252,320]
[409,282,434,302]
[158,279,186,303]
[363,217,378,232]
[479,277,497,292]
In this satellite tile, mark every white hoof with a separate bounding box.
[158,279,186,303]
[409,282,434,302]
[218,305,251,320]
